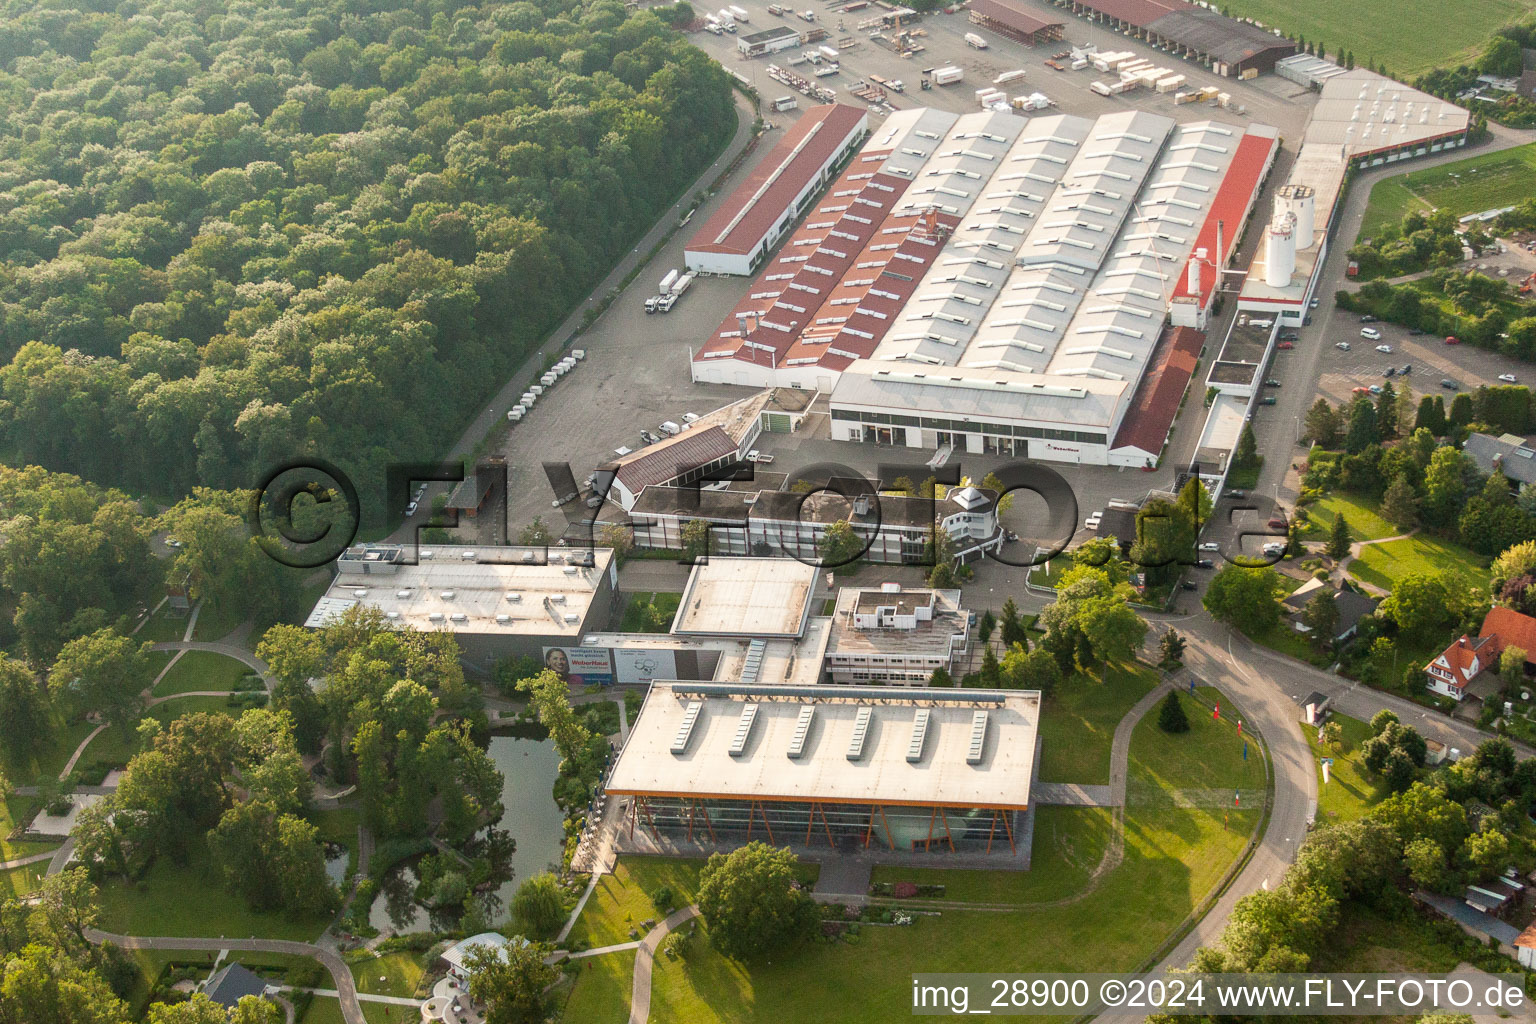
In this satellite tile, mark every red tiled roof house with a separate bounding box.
[1425,606,1536,701]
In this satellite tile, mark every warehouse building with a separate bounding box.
[738,24,802,57]
[966,0,1065,46]
[627,482,1003,564]
[684,104,868,276]
[1047,0,1295,77]
[607,681,1039,855]
[306,545,619,674]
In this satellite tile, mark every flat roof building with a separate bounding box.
[608,681,1039,855]
[685,104,868,277]
[307,545,618,674]
[967,0,1065,45]
[672,556,819,638]
[1049,0,1295,76]
[825,584,970,684]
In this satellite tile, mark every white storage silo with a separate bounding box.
[1265,215,1296,289]
[1276,185,1316,249]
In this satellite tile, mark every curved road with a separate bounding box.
[88,930,365,1024]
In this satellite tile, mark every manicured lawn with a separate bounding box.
[1036,664,1158,785]
[1303,493,1398,544]
[0,795,54,862]
[300,998,410,1024]
[1361,143,1536,238]
[23,717,105,788]
[1303,713,1387,824]
[619,684,1264,1024]
[1245,617,1333,669]
[134,606,191,643]
[77,695,242,769]
[1126,686,1267,809]
[193,600,246,642]
[98,837,334,943]
[0,861,48,897]
[152,651,257,696]
[349,950,425,999]
[1347,534,1491,590]
[567,856,817,950]
[559,949,637,1022]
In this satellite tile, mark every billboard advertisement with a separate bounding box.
[612,648,678,684]
[542,646,614,686]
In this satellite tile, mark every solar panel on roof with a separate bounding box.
[729,703,759,757]
[967,709,989,764]
[907,708,932,763]
[788,706,815,759]
[671,701,703,754]
[848,706,872,760]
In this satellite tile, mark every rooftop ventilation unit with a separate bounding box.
[440,590,456,600]
[671,701,704,754]
[495,614,511,624]
[848,706,873,760]
[427,612,445,622]
[550,594,567,604]
[563,612,579,624]
[449,613,468,623]
[352,588,368,598]
[788,706,815,759]
[740,639,767,684]
[461,550,476,560]
[385,611,400,620]
[421,550,435,559]
[967,709,989,764]
[505,592,522,603]
[396,590,412,599]
[907,708,932,763]
[729,703,760,757]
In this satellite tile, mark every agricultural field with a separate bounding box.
[1223,0,1536,78]
[1360,143,1536,238]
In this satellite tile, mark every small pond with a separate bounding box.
[368,733,566,934]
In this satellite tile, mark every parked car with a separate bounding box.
[585,495,604,508]
[1264,378,1281,388]
[1384,367,1396,378]
[1368,384,1384,394]
[1198,542,1220,552]
[1277,340,1294,350]
[1374,343,1392,353]
[1280,330,1299,341]
[1499,373,1519,383]
[1360,327,1382,340]
[1445,336,1460,345]
[1226,489,1247,499]
[1440,378,1460,390]
[1360,315,1378,324]
[405,501,418,516]
[1180,581,1199,591]
[1260,396,1277,405]
[1085,511,1102,530]
[1195,559,1215,569]
[1267,517,1287,530]
[1352,386,1371,394]
[1336,341,1351,351]
[1310,297,1321,308]
[1400,364,1412,375]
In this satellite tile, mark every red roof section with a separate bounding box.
[1430,634,1498,690]
[695,154,915,368]
[1078,0,1190,28]
[686,104,868,257]
[1482,606,1536,664]
[1172,129,1277,309]
[1110,325,1204,457]
[966,0,1065,36]
[613,426,738,491]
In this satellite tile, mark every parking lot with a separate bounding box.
[1303,312,1522,408]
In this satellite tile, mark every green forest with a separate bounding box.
[0,0,734,501]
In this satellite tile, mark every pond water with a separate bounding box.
[367,733,566,934]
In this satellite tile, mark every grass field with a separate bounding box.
[76,695,242,768]
[152,651,258,697]
[620,592,683,632]
[557,949,637,1023]
[1303,714,1387,824]
[1360,143,1536,238]
[350,950,425,999]
[299,998,409,1024]
[134,606,191,644]
[1347,534,1491,590]
[564,685,1266,1023]
[0,861,48,897]
[1303,493,1399,544]
[1035,664,1158,785]
[192,600,246,642]
[99,835,334,942]
[1223,0,1536,81]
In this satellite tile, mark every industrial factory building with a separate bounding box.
[1046,0,1295,77]
[684,104,868,276]
[966,0,1066,46]
[607,681,1040,855]
[692,106,1278,467]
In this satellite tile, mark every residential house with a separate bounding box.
[1282,578,1379,642]
[202,963,269,1011]
[1463,432,1536,487]
[1425,606,1536,700]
